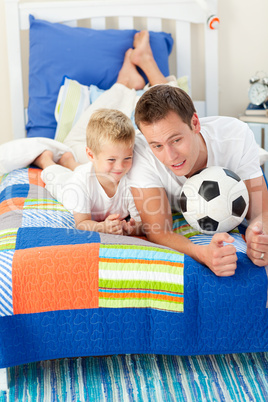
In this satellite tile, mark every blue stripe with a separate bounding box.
[0,250,13,316]
[121,355,135,402]
[99,248,183,262]
[172,356,189,401]
[99,288,183,298]
[214,354,240,402]
[204,355,226,401]
[230,354,254,402]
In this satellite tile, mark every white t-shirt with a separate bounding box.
[128,116,262,211]
[42,163,140,221]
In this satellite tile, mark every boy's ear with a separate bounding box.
[86,147,94,161]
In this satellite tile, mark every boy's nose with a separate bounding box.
[115,161,124,170]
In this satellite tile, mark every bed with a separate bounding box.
[1,0,268,392]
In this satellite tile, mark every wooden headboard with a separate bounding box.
[4,0,219,140]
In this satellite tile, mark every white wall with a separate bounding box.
[218,0,268,117]
[0,0,268,144]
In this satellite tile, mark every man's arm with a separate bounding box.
[245,175,268,266]
[131,187,238,276]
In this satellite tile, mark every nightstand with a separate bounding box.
[239,115,268,177]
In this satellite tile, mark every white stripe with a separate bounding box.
[0,297,13,313]
[99,269,183,284]
[0,277,12,294]
[22,210,75,228]
[0,304,13,317]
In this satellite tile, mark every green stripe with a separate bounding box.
[23,205,67,211]
[0,228,18,250]
[99,279,183,293]
[99,261,183,275]
[100,243,182,255]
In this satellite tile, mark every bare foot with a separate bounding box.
[131,31,154,68]
[33,150,55,170]
[131,30,168,86]
[116,48,145,90]
[58,152,80,171]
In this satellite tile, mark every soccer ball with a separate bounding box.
[179,166,249,234]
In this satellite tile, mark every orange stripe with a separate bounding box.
[99,258,183,268]
[0,198,25,214]
[28,168,45,187]
[99,291,183,303]
[13,243,100,314]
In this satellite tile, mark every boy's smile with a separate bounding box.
[87,141,133,186]
[140,111,207,177]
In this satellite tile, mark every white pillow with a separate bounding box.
[54,77,90,143]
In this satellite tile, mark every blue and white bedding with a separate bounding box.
[0,167,268,369]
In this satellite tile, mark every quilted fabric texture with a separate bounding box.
[0,168,268,368]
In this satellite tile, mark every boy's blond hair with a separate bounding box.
[86,109,135,154]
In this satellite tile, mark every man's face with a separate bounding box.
[139,111,207,177]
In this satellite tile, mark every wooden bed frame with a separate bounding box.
[1,0,219,392]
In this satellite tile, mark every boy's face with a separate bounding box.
[86,141,134,184]
[139,111,207,178]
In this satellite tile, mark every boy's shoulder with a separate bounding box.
[73,162,94,175]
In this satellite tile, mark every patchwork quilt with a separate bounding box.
[0,168,268,369]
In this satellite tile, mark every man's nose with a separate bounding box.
[165,145,177,162]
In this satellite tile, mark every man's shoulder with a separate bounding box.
[200,116,248,137]
[200,115,244,126]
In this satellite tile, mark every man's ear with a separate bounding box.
[191,113,201,133]
[86,147,94,161]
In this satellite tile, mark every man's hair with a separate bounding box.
[86,109,135,154]
[135,85,196,130]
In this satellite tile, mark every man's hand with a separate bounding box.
[121,217,136,235]
[201,233,238,276]
[246,221,268,266]
[103,214,123,235]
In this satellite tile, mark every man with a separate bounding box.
[129,84,268,276]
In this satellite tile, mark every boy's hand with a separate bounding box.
[246,221,268,266]
[103,214,123,235]
[201,233,237,276]
[121,217,136,235]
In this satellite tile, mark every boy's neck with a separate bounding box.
[96,174,119,198]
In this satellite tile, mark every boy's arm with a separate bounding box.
[245,175,268,266]
[131,187,238,276]
[74,212,123,235]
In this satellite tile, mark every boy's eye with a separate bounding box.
[108,159,115,162]
[125,157,133,161]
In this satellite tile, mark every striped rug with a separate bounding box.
[1,353,268,401]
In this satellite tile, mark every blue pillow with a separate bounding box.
[27,15,173,139]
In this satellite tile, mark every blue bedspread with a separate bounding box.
[0,168,268,368]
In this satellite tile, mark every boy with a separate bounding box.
[34,109,143,236]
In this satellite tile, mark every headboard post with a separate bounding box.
[5,0,26,139]
[205,26,219,116]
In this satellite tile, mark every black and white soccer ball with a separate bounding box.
[179,166,249,234]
